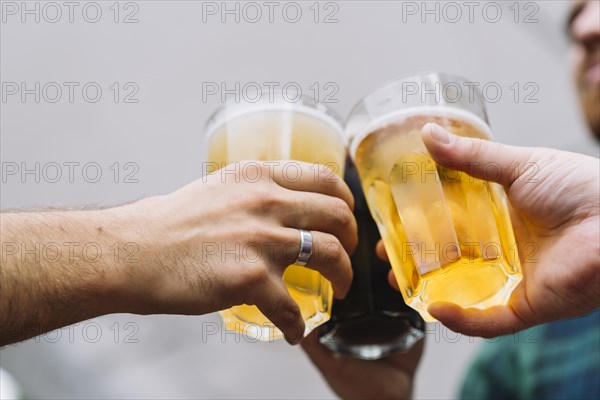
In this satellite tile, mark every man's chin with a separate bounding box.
[586,111,600,141]
[590,121,600,141]
[581,89,600,141]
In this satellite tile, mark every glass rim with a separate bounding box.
[203,89,345,143]
[347,106,493,161]
[346,71,487,123]
[344,72,491,158]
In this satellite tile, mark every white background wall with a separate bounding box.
[1,1,598,399]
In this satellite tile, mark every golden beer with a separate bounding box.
[347,75,522,322]
[205,98,345,340]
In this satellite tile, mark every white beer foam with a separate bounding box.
[204,101,344,143]
[348,106,493,160]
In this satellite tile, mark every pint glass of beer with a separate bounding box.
[204,91,345,340]
[319,158,424,360]
[346,73,522,321]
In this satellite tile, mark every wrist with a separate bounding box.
[90,202,158,315]
[100,194,185,315]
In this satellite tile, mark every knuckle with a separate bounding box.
[330,197,353,227]
[469,138,486,159]
[249,224,281,244]
[244,186,287,213]
[257,162,276,179]
[319,236,344,266]
[233,160,256,179]
[315,163,337,183]
[298,161,315,174]
[243,263,270,287]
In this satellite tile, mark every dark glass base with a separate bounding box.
[317,157,425,360]
[319,313,424,360]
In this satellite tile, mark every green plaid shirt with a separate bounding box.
[460,310,600,400]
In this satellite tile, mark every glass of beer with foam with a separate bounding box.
[204,90,345,340]
[346,73,522,321]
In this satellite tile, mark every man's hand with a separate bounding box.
[0,161,357,346]
[125,161,357,344]
[301,330,423,400]
[381,123,600,338]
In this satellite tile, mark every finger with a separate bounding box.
[253,278,305,345]
[268,161,355,211]
[279,191,358,254]
[274,228,353,299]
[428,302,530,338]
[421,123,535,188]
[376,241,397,290]
[376,240,389,262]
[387,269,400,291]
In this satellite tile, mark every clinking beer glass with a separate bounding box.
[318,158,425,359]
[345,73,523,321]
[203,91,345,340]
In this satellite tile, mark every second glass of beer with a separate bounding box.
[346,73,523,321]
[204,91,345,340]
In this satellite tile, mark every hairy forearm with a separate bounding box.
[0,208,136,346]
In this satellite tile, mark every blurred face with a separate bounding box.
[568,0,600,139]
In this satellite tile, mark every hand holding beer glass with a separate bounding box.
[204,91,356,341]
[346,73,523,321]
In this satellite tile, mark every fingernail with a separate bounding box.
[424,123,451,144]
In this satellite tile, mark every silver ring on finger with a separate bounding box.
[294,229,313,267]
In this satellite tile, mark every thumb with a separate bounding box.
[428,302,530,338]
[421,123,534,188]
